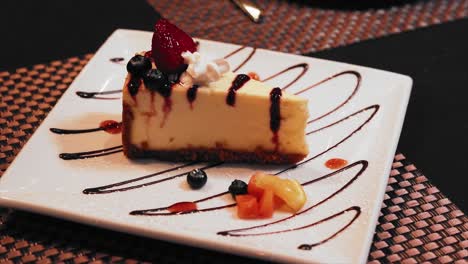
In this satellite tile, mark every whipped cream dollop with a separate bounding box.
[182,51,230,85]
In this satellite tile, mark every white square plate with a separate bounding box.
[0,29,412,263]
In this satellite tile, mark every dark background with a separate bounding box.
[1,0,466,213]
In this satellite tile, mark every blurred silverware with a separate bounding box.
[231,0,263,23]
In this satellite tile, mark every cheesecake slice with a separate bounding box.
[122,71,309,164]
[121,18,309,164]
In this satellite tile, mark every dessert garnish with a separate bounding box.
[228,179,248,198]
[143,69,167,91]
[127,55,152,77]
[182,51,230,84]
[151,18,197,74]
[235,172,307,219]
[186,169,208,189]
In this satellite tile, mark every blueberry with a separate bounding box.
[127,77,141,96]
[187,169,207,189]
[228,179,248,198]
[143,69,167,92]
[158,82,172,98]
[126,55,152,77]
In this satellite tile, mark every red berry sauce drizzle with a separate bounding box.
[130,191,235,216]
[99,120,122,134]
[186,84,199,109]
[159,83,173,128]
[226,74,251,106]
[247,72,260,81]
[325,158,348,170]
[167,201,198,214]
[270,87,282,151]
[148,92,157,116]
[127,77,141,101]
[55,44,379,251]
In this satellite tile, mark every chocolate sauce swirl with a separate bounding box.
[263,63,309,91]
[297,206,361,250]
[226,74,250,106]
[75,89,122,100]
[59,145,123,160]
[223,46,257,72]
[221,206,361,249]
[276,105,379,174]
[50,127,102,135]
[83,162,222,194]
[296,70,361,123]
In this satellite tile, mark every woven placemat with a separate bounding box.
[0,56,467,263]
[146,0,468,54]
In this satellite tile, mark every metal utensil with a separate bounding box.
[231,0,263,23]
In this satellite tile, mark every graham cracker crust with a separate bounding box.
[124,144,305,164]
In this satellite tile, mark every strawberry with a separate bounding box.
[151,18,197,74]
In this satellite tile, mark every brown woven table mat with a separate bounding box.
[146,0,468,54]
[1,54,467,263]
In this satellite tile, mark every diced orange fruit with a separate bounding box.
[247,172,265,198]
[236,194,259,219]
[273,195,295,212]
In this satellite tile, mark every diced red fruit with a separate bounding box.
[151,18,197,74]
[236,194,259,219]
[258,189,274,218]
